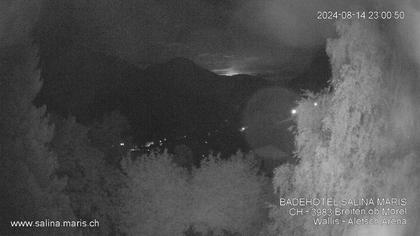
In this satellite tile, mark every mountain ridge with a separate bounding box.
[35,45,272,152]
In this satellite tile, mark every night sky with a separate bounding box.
[33,0,343,78]
[4,0,420,79]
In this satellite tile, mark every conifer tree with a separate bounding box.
[0,44,75,234]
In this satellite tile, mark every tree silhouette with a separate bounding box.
[0,44,75,234]
[52,116,124,235]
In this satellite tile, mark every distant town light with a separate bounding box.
[291,109,297,115]
[145,141,154,148]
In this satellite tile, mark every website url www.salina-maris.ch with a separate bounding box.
[10,219,99,228]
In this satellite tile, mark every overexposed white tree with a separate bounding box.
[119,151,192,236]
[119,150,270,236]
[190,152,269,236]
[269,20,420,236]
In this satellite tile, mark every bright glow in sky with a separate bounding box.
[212,67,241,76]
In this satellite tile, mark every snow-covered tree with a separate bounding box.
[0,44,76,235]
[268,21,420,236]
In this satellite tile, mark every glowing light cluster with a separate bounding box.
[145,141,154,148]
[239,126,248,132]
[212,67,241,76]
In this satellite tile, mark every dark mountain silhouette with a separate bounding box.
[35,44,272,157]
[287,49,331,93]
